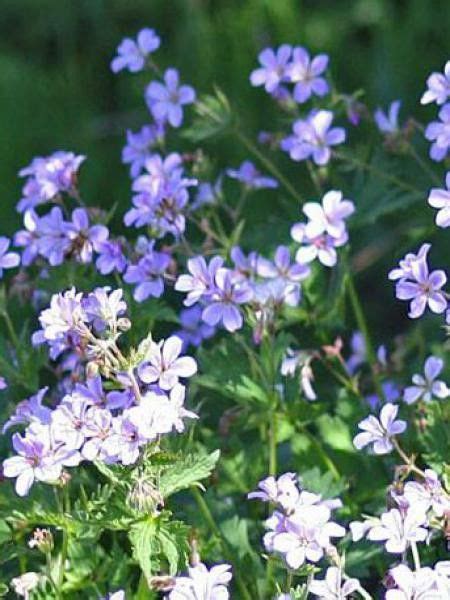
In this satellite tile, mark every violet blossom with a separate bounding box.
[374,100,402,134]
[174,306,216,350]
[226,160,278,189]
[175,255,224,307]
[202,268,253,332]
[95,239,127,275]
[365,506,428,553]
[281,110,346,166]
[425,103,450,162]
[122,124,165,178]
[286,46,329,103]
[66,208,109,264]
[111,28,160,73]
[291,222,348,268]
[301,190,355,239]
[2,388,52,433]
[394,252,447,318]
[421,61,450,105]
[401,470,450,518]
[250,45,292,94]
[145,68,196,128]
[0,236,20,277]
[403,356,449,404]
[427,171,450,228]
[353,402,406,455]
[123,245,170,302]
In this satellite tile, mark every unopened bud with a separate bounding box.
[28,528,54,554]
[117,318,132,332]
[128,477,164,515]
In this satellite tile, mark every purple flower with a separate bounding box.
[66,208,109,264]
[175,255,224,306]
[202,268,253,332]
[81,407,114,462]
[425,103,450,161]
[365,380,400,410]
[124,245,170,302]
[82,287,127,333]
[365,506,427,553]
[95,240,127,275]
[308,567,359,600]
[145,68,196,128]
[395,253,447,318]
[2,388,52,433]
[256,245,310,307]
[122,124,165,178]
[14,210,41,266]
[302,190,354,239]
[35,207,71,266]
[34,288,87,343]
[286,47,329,103]
[137,336,197,390]
[250,45,292,94]
[421,61,450,105]
[388,243,431,281]
[0,236,20,277]
[346,331,366,374]
[51,397,90,451]
[132,153,184,198]
[248,473,300,511]
[0,376,7,390]
[17,151,85,212]
[111,28,160,73]
[402,469,450,517]
[226,160,278,189]
[353,403,406,454]
[167,562,232,600]
[291,222,348,267]
[281,110,346,165]
[427,171,450,228]
[3,423,80,496]
[174,306,216,350]
[403,356,449,404]
[269,504,345,569]
[374,100,402,134]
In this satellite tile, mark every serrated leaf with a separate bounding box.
[159,450,220,498]
[157,521,190,575]
[182,87,232,142]
[129,519,158,581]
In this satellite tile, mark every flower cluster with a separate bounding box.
[248,473,345,570]
[422,61,450,161]
[3,287,198,496]
[290,190,354,267]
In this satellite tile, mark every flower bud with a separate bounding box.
[28,528,54,554]
[117,317,132,332]
[128,477,164,515]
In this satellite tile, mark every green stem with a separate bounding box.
[1,310,20,349]
[235,130,303,203]
[346,272,384,401]
[411,541,421,571]
[408,145,441,186]
[190,488,254,600]
[334,152,423,196]
[57,485,70,595]
[296,423,341,480]
[269,411,277,477]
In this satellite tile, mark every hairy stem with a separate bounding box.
[235,129,303,203]
[190,487,254,600]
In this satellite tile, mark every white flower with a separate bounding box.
[308,567,359,600]
[366,507,427,553]
[386,564,441,600]
[353,403,406,455]
[138,336,197,390]
[10,572,40,599]
[402,470,450,517]
[167,562,232,600]
[302,190,354,239]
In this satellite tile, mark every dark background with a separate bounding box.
[1,0,449,340]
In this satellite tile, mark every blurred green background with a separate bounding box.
[1,0,449,339]
[1,0,449,227]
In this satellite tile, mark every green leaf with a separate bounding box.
[157,521,190,575]
[182,87,232,142]
[158,450,220,498]
[0,520,11,545]
[129,519,158,581]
